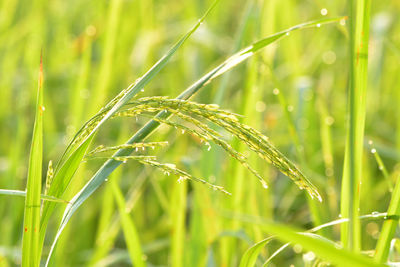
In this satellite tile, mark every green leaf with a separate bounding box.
[21,54,44,267]
[239,237,272,267]
[259,221,385,267]
[375,174,400,262]
[0,189,69,203]
[111,180,146,267]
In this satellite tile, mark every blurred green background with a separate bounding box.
[0,0,400,266]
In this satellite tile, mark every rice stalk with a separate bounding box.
[44,15,342,265]
[340,0,371,251]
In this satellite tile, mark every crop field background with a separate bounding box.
[0,0,400,266]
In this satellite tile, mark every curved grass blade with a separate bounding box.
[258,221,385,267]
[46,16,343,266]
[238,212,395,267]
[239,237,273,267]
[21,54,44,267]
[375,175,400,263]
[0,189,69,203]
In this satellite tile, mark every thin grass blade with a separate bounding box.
[374,174,400,263]
[238,237,272,267]
[0,189,69,203]
[21,54,44,267]
[259,221,386,267]
[111,181,146,267]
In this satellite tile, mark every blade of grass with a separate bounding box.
[45,16,343,265]
[238,212,393,267]
[239,237,273,267]
[340,0,371,251]
[0,189,69,203]
[21,54,44,267]
[257,221,386,267]
[111,180,146,267]
[374,174,400,263]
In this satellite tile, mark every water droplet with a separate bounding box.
[151,146,155,150]
[141,89,144,92]
[86,25,97,36]
[322,51,336,65]
[338,214,342,218]
[255,101,266,112]
[105,178,108,181]
[286,32,290,36]
[123,160,127,164]
[371,148,376,154]
[368,140,373,145]
[325,116,335,125]
[372,211,379,216]
[316,23,321,28]
[340,19,346,26]
[287,105,294,112]
[135,147,139,152]
[320,8,328,16]
[379,166,383,170]
[293,244,302,253]
[181,129,185,134]
[262,182,268,189]
[303,251,316,261]
[142,147,145,151]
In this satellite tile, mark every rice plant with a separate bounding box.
[0,0,399,266]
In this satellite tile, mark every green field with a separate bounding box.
[1,0,400,266]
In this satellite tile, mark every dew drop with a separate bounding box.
[181,129,185,134]
[105,178,108,182]
[136,147,139,152]
[303,251,316,261]
[320,8,328,16]
[316,23,321,28]
[371,148,376,154]
[141,89,144,92]
[286,32,290,36]
[368,140,373,145]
